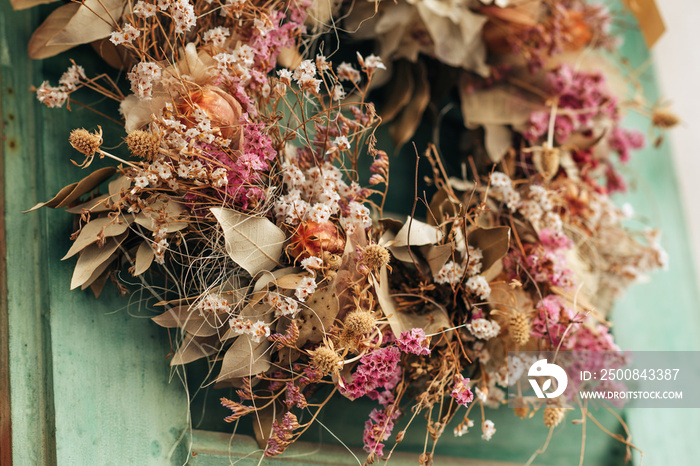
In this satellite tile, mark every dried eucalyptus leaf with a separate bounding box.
[63,215,133,260]
[210,207,285,276]
[389,62,430,150]
[420,244,454,277]
[109,176,131,197]
[468,226,511,271]
[216,335,271,381]
[460,85,542,128]
[80,254,118,290]
[373,267,451,337]
[253,267,300,292]
[25,167,115,212]
[152,305,191,329]
[483,124,513,163]
[28,0,125,59]
[170,334,219,365]
[133,198,188,232]
[65,194,112,214]
[89,269,110,298]
[133,241,155,276]
[253,403,279,449]
[70,231,127,289]
[427,189,460,226]
[10,0,60,11]
[393,216,443,248]
[379,60,414,123]
[272,272,310,290]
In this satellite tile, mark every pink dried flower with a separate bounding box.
[396,328,431,356]
[451,375,474,407]
[362,407,400,457]
[339,347,401,400]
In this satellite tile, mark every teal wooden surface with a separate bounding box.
[2,1,699,465]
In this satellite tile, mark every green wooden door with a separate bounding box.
[2,1,699,465]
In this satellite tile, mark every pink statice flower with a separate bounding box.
[363,407,400,457]
[531,295,575,348]
[451,374,474,407]
[339,347,401,401]
[396,328,431,356]
[609,126,644,163]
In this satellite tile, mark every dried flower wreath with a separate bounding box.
[14,0,676,462]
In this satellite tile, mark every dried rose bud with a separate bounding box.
[288,221,345,261]
[176,85,243,146]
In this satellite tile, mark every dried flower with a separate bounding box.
[543,405,565,428]
[450,375,474,407]
[310,344,342,376]
[396,328,431,356]
[343,310,376,337]
[126,130,160,161]
[69,128,102,157]
[509,313,531,346]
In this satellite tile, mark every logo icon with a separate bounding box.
[528,359,568,399]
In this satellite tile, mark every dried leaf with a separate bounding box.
[253,267,300,292]
[621,0,665,48]
[427,189,460,226]
[25,167,115,212]
[393,216,443,248]
[210,207,285,276]
[70,232,127,289]
[460,84,542,128]
[10,0,60,11]
[89,269,110,298]
[63,215,133,260]
[28,0,125,59]
[483,124,513,163]
[467,226,511,271]
[479,4,540,26]
[170,334,219,365]
[216,334,271,380]
[133,241,155,276]
[379,60,414,123]
[80,254,118,290]
[109,176,131,197]
[253,403,280,449]
[372,267,451,337]
[133,198,188,233]
[65,194,112,214]
[90,37,135,70]
[389,62,430,150]
[419,244,454,277]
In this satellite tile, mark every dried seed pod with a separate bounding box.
[513,397,529,419]
[543,405,565,428]
[509,313,531,346]
[70,128,102,157]
[343,310,376,337]
[309,344,342,376]
[652,108,680,129]
[361,243,391,270]
[126,130,160,161]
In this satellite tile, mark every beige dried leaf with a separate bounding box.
[63,215,133,260]
[468,226,510,271]
[253,267,300,293]
[393,216,444,248]
[210,207,285,276]
[460,84,542,128]
[420,244,454,277]
[216,334,271,381]
[389,62,430,150]
[133,198,188,233]
[28,0,125,59]
[170,334,219,365]
[483,124,513,163]
[379,60,415,123]
[70,231,127,289]
[372,267,451,337]
[10,0,60,11]
[65,194,112,214]
[80,254,118,290]
[25,167,115,212]
[133,241,155,276]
